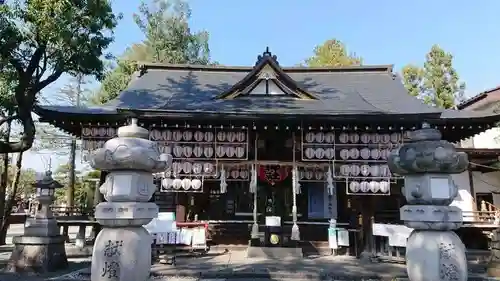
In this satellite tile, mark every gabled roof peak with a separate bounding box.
[255,47,279,66]
[216,48,318,100]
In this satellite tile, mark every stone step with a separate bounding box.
[246,246,303,259]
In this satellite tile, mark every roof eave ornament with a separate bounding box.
[255,46,279,66]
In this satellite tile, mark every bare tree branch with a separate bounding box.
[32,70,63,94]
[0,115,18,128]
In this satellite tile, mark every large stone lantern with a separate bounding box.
[6,171,68,273]
[89,118,170,281]
[388,123,469,281]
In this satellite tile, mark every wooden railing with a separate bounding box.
[50,206,93,217]
[463,210,498,225]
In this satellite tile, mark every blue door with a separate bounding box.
[308,185,324,219]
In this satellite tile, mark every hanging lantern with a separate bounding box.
[220,166,227,193]
[249,164,257,193]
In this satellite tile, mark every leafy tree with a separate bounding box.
[53,164,100,209]
[91,0,213,104]
[0,155,36,198]
[303,39,362,67]
[401,65,423,98]
[401,45,465,109]
[0,0,120,154]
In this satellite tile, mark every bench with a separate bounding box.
[56,218,100,248]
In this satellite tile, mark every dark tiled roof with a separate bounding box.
[35,62,500,122]
[100,64,441,116]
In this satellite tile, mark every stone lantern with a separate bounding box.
[388,123,469,281]
[6,171,68,273]
[89,118,170,281]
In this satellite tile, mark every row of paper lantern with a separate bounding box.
[303,132,408,144]
[337,133,404,144]
[298,169,327,181]
[161,178,203,191]
[170,162,215,175]
[82,127,116,137]
[150,130,247,143]
[339,164,391,177]
[204,168,250,180]
[302,147,393,160]
[339,148,392,160]
[82,140,105,150]
[348,181,390,193]
[164,145,247,159]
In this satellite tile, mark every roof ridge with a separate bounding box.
[457,85,500,109]
[139,62,393,73]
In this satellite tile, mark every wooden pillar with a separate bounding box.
[176,193,187,223]
[468,167,476,210]
[360,196,375,256]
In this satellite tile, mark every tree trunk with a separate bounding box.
[0,119,12,245]
[67,139,76,208]
[0,152,23,245]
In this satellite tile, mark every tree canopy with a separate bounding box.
[91,0,213,105]
[0,0,120,153]
[303,39,362,67]
[401,45,465,109]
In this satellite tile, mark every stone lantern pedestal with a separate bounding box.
[388,123,469,281]
[89,118,170,281]
[5,171,68,273]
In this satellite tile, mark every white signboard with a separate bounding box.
[191,228,206,249]
[389,233,408,247]
[265,216,281,227]
[144,212,176,233]
[373,223,413,237]
[337,229,350,246]
[179,228,193,245]
[372,223,413,248]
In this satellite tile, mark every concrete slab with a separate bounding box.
[246,246,303,259]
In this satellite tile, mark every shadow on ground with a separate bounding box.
[0,260,90,281]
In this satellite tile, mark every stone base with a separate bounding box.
[406,230,467,281]
[92,226,152,281]
[4,235,68,273]
[24,217,59,237]
[246,246,303,259]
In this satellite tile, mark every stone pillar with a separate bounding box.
[89,118,170,281]
[6,171,68,273]
[388,123,469,281]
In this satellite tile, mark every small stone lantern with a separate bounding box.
[6,171,68,273]
[34,171,62,216]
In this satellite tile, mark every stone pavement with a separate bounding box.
[51,250,500,281]
[1,224,499,280]
[0,250,499,280]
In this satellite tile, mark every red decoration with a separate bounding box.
[258,165,289,185]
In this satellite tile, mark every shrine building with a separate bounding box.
[35,49,500,256]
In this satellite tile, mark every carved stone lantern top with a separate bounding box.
[33,171,63,188]
[33,171,63,197]
[90,118,170,172]
[388,123,469,175]
[117,118,149,139]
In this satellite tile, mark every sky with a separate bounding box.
[20,0,500,172]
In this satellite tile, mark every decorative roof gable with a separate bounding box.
[216,48,318,100]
